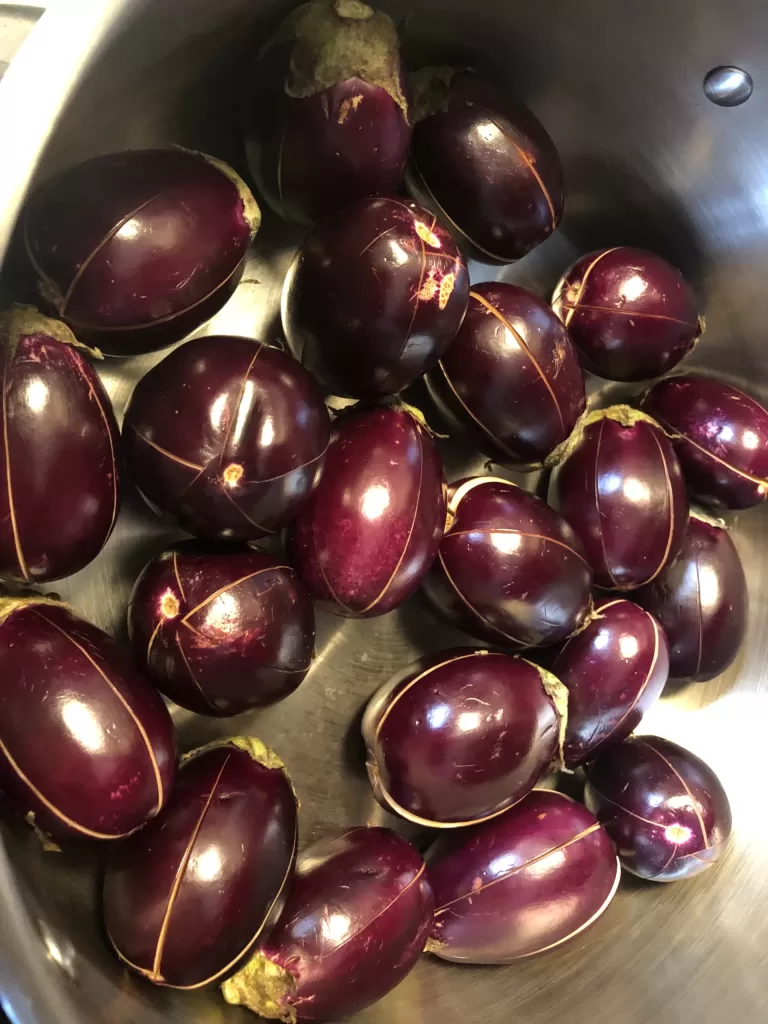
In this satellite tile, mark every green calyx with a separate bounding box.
[523,660,569,771]
[182,736,300,806]
[221,952,298,1023]
[282,0,407,113]
[409,65,456,123]
[0,305,102,360]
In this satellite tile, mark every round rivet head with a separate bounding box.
[704,66,753,106]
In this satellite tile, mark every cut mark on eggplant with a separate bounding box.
[398,215,432,361]
[173,550,187,601]
[181,567,292,626]
[145,616,164,664]
[81,367,120,539]
[592,417,619,589]
[638,429,678,587]
[436,548,529,647]
[431,361,523,462]
[218,347,264,470]
[2,357,29,580]
[694,552,704,681]
[637,739,710,849]
[559,248,618,329]
[445,528,589,566]
[131,430,204,472]
[586,783,661,829]
[559,302,698,329]
[486,114,557,230]
[174,633,222,714]
[675,428,768,488]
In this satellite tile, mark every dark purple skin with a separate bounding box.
[123,336,330,540]
[246,0,410,226]
[423,476,592,648]
[23,148,260,356]
[426,283,585,466]
[0,306,120,583]
[222,826,434,1021]
[104,739,298,989]
[550,598,669,768]
[549,407,689,590]
[634,513,747,682]
[362,648,566,827]
[642,374,768,509]
[407,68,564,264]
[128,541,315,716]
[0,597,176,843]
[288,404,446,617]
[426,790,619,963]
[282,195,470,398]
[585,735,732,882]
[552,247,701,382]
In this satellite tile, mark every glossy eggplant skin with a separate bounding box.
[585,735,732,882]
[425,283,585,466]
[549,408,689,590]
[123,336,330,540]
[642,374,768,509]
[423,477,592,647]
[426,790,620,963]
[407,69,564,264]
[128,541,315,716]
[551,246,700,382]
[23,148,260,356]
[246,0,410,226]
[282,196,470,398]
[288,404,446,617]
[0,598,176,843]
[550,598,669,768]
[222,827,434,1022]
[634,514,747,682]
[104,739,298,989]
[0,307,120,583]
[362,648,565,827]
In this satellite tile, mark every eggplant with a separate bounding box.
[128,540,315,716]
[288,403,446,617]
[24,148,260,356]
[104,738,298,988]
[426,790,620,962]
[362,648,567,827]
[222,826,433,1021]
[0,596,176,843]
[123,336,330,540]
[0,306,120,582]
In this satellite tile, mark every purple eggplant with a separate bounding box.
[550,598,669,768]
[634,512,747,682]
[288,403,445,617]
[24,148,260,356]
[425,790,619,963]
[245,0,410,226]
[552,246,701,381]
[0,306,120,582]
[222,826,433,1021]
[123,336,330,540]
[642,373,768,509]
[0,596,176,843]
[407,68,564,264]
[128,541,315,716]
[426,283,585,467]
[104,738,298,988]
[585,735,732,882]
[362,648,567,827]
[549,406,689,590]
[423,476,592,647]
[282,195,470,398]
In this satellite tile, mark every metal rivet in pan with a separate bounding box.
[703,66,753,106]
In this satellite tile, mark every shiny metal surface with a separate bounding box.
[0,0,767,1022]
[703,66,754,107]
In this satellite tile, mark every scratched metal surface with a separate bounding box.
[0,0,766,1022]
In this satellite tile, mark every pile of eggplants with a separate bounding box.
[1,0,757,1017]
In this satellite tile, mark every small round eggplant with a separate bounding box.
[425,790,619,963]
[550,598,669,768]
[282,195,470,398]
[104,738,298,989]
[222,826,433,1021]
[24,148,260,357]
[425,283,585,467]
[634,512,747,681]
[288,403,445,617]
[549,406,689,590]
[642,373,768,509]
[552,247,701,381]
[0,306,120,583]
[585,735,732,882]
[407,68,564,264]
[122,336,330,540]
[128,541,315,716]
[246,0,410,226]
[0,596,176,843]
[362,648,567,827]
[423,476,592,647]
